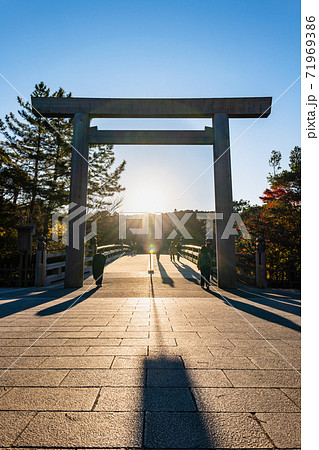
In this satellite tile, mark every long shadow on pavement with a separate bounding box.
[172,260,200,285]
[142,355,213,448]
[208,288,300,332]
[36,288,99,316]
[0,288,97,319]
[144,292,213,448]
[236,286,301,306]
[234,288,301,316]
[157,261,174,287]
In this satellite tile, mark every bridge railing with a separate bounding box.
[236,252,256,285]
[181,244,258,286]
[180,244,201,263]
[181,244,217,279]
[44,243,130,285]
[46,249,93,285]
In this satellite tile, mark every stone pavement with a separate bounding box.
[0,254,301,448]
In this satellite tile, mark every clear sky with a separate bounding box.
[0,0,301,213]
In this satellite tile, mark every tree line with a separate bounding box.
[0,82,126,258]
[235,146,301,286]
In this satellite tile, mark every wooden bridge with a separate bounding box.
[0,252,300,448]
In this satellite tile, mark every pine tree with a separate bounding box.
[267,146,301,202]
[268,150,282,176]
[87,144,126,212]
[0,82,72,224]
[0,81,126,247]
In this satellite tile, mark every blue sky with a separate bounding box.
[0,0,301,212]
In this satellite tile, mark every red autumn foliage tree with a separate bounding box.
[235,147,301,286]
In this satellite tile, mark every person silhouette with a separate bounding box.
[169,241,176,262]
[92,251,106,287]
[197,245,212,289]
[176,240,182,262]
[155,240,162,262]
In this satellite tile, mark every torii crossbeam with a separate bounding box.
[32,96,272,289]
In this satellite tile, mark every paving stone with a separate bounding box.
[38,356,114,369]
[283,339,301,348]
[0,346,28,356]
[208,346,278,357]
[0,411,36,446]
[0,369,69,386]
[224,369,301,388]
[150,331,199,339]
[0,356,47,369]
[85,346,148,356]
[229,338,293,350]
[7,338,68,347]
[27,346,89,356]
[0,339,14,346]
[62,338,122,346]
[192,387,300,412]
[112,356,184,369]
[0,387,11,398]
[199,331,251,340]
[144,412,272,448]
[0,332,47,339]
[0,326,37,332]
[0,387,99,411]
[94,386,143,411]
[145,357,184,369]
[249,356,301,370]
[99,331,149,338]
[121,338,176,346]
[94,386,196,412]
[46,331,100,338]
[112,356,146,369]
[34,326,83,332]
[147,369,231,388]
[15,411,143,448]
[281,388,301,408]
[182,356,257,369]
[255,412,301,448]
[60,368,145,387]
[149,346,212,357]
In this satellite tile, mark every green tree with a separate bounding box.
[268,146,301,201]
[87,144,126,212]
[268,149,282,176]
[235,146,301,286]
[0,81,126,256]
[0,82,72,224]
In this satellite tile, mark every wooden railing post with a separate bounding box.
[35,235,47,287]
[256,236,267,288]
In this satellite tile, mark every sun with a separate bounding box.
[124,182,169,213]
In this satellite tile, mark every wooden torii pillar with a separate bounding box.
[31,97,272,289]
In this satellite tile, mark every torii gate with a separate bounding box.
[31,97,272,289]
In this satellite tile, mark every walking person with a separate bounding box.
[206,240,215,280]
[197,245,212,289]
[176,240,182,262]
[155,240,161,263]
[92,251,106,287]
[169,241,176,262]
